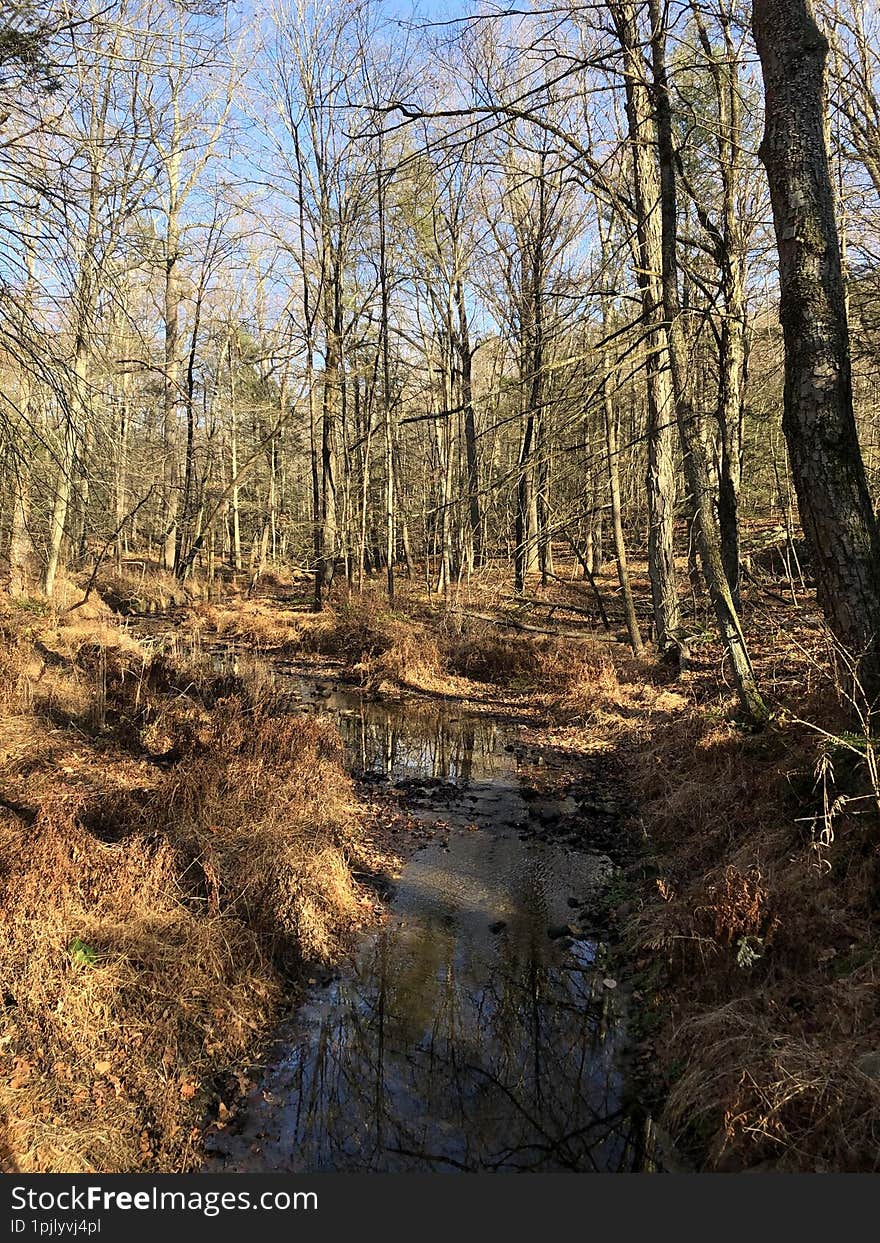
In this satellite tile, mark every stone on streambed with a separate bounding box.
[558,854,620,917]
[577,797,621,816]
[530,808,562,827]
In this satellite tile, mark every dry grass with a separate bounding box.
[140,695,363,963]
[190,599,302,650]
[299,599,446,692]
[601,629,880,1171]
[0,598,375,1174]
[662,994,880,1171]
[437,614,546,683]
[536,642,629,722]
[93,564,212,617]
[290,594,625,703]
[0,795,278,1173]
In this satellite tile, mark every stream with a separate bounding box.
[199,663,656,1173]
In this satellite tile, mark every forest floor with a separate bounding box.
[1,547,879,1172]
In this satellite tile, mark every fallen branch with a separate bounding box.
[560,533,612,630]
[450,607,588,639]
[513,594,597,620]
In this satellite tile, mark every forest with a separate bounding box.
[1,0,879,1177]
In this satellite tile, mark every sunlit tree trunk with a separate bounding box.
[648,0,766,720]
[611,0,681,660]
[603,349,644,656]
[456,278,482,569]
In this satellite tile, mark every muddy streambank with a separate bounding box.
[194,664,667,1173]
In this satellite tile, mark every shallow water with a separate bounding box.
[201,667,653,1172]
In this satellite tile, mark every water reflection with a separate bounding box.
[217,820,639,1173]
[202,665,647,1172]
[278,949,621,1163]
[305,688,507,785]
[208,644,507,784]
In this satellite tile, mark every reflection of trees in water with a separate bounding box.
[335,705,504,783]
[278,916,637,1172]
[233,685,650,1171]
[208,661,497,783]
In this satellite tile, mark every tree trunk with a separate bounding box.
[8,460,32,596]
[318,264,341,603]
[435,344,454,597]
[228,337,242,573]
[514,420,535,594]
[604,357,644,656]
[648,0,767,721]
[377,153,395,604]
[753,0,880,706]
[43,403,79,598]
[115,384,129,571]
[692,1,748,603]
[456,279,482,569]
[162,211,181,571]
[717,299,746,603]
[611,0,681,660]
[537,419,551,588]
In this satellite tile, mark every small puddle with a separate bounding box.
[197,662,654,1172]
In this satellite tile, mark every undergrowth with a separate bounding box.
[8,562,879,1172]
[613,644,880,1171]
[0,594,373,1174]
